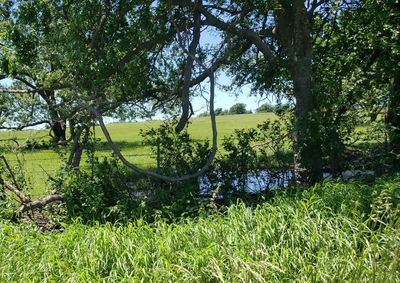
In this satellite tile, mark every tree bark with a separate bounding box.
[50,118,67,144]
[277,0,323,185]
[40,90,67,144]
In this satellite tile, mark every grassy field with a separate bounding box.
[0,113,275,197]
[1,177,399,282]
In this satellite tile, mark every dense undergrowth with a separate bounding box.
[1,175,400,282]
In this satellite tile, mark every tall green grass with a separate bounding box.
[1,183,399,282]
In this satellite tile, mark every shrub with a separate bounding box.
[59,122,212,223]
[203,114,293,198]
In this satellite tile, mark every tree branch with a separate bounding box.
[0,177,31,204]
[0,120,51,131]
[89,0,112,50]
[14,76,37,89]
[0,175,64,213]
[172,0,277,61]
[0,85,69,94]
[20,195,64,213]
[190,39,251,87]
[175,0,202,133]
[90,58,218,182]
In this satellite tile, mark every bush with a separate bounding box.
[256,103,292,114]
[197,108,227,117]
[59,122,212,223]
[256,103,275,113]
[203,114,293,198]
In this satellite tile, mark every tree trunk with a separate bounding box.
[41,90,66,144]
[292,61,323,185]
[277,0,323,185]
[51,118,67,144]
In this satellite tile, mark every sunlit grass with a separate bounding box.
[0,113,275,197]
[0,188,399,282]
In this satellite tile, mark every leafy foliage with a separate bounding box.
[204,113,293,196]
[59,123,212,223]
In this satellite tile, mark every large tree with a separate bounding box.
[1,0,224,179]
[0,0,178,143]
[170,0,336,184]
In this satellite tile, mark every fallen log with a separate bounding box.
[0,176,64,213]
[20,194,64,213]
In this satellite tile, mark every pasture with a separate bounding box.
[0,113,275,197]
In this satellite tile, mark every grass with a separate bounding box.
[0,177,399,282]
[0,112,399,282]
[0,113,275,197]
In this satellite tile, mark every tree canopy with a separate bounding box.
[1,0,399,185]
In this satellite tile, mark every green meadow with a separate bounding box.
[0,113,275,197]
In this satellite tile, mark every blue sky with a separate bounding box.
[190,76,267,115]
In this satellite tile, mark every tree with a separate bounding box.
[0,0,224,181]
[256,103,274,113]
[229,103,248,114]
[171,0,334,184]
[0,1,69,143]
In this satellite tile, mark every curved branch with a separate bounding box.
[91,65,217,182]
[175,0,202,133]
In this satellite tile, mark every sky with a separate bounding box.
[190,76,268,115]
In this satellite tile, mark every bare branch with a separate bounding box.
[20,195,64,213]
[0,174,64,213]
[171,0,277,61]
[308,0,329,15]
[0,120,51,131]
[175,0,202,133]
[190,39,251,86]
[90,58,218,182]
[0,155,20,191]
[0,177,31,204]
[14,76,37,89]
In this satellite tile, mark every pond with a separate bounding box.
[198,170,335,199]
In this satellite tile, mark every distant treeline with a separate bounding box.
[198,102,292,117]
